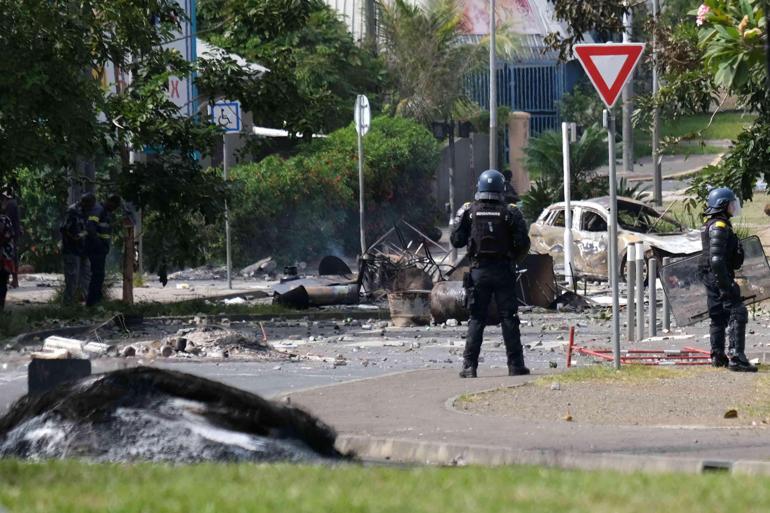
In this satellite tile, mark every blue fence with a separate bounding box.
[465,60,567,137]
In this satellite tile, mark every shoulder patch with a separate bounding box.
[463,202,471,208]
[714,220,727,229]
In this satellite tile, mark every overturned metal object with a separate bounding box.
[318,255,353,277]
[660,236,770,326]
[274,281,360,309]
[430,281,500,325]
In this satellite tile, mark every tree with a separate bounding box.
[0,0,261,272]
[685,0,770,203]
[378,0,487,124]
[198,0,384,148]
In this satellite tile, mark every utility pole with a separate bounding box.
[652,0,662,206]
[622,6,634,175]
[489,0,497,170]
[223,134,232,290]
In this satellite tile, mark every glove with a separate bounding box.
[719,282,741,302]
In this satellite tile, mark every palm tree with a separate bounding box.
[378,0,488,124]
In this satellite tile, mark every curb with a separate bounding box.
[335,434,766,475]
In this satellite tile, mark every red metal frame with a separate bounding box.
[574,346,712,366]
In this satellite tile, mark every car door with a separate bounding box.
[572,207,609,278]
[529,207,568,264]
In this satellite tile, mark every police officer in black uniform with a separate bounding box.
[698,187,756,372]
[451,169,530,378]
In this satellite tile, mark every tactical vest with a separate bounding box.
[469,202,512,259]
[698,216,738,277]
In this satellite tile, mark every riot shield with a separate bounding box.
[659,236,770,326]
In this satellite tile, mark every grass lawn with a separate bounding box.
[634,112,756,158]
[2,461,770,513]
[663,192,770,232]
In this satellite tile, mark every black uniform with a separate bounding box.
[698,214,747,362]
[450,200,530,373]
[85,203,113,306]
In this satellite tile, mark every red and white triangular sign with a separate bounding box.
[574,43,645,108]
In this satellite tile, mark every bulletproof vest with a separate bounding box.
[469,201,512,259]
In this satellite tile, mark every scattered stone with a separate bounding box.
[563,413,573,422]
[550,382,561,391]
[446,319,459,327]
[724,409,738,419]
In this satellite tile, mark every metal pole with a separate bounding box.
[358,98,367,256]
[635,242,644,342]
[606,109,621,368]
[489,0,497,170]
[649,257,657,337]
[652,0,662,206]
[626,243,636,342]
[448,122,457,263]
[622,8,634,174]
[224,134,232,290]
[662,256,671,331]
[562,122,573,288]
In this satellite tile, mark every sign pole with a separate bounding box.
[224,133,232,290]
[562,122,573,289]
[606,109,621,369]
[357,97,366,256]
[489,0,497,170]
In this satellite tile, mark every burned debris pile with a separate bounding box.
[0,367,343,463]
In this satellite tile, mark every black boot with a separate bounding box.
[508,365,530,376]
[709,322,728,367]
[728,320,757,372]
[711,352,729,368]
[459,362,477,378]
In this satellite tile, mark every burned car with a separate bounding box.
[529,197,702,280]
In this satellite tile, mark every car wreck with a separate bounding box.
[529,197,702,280]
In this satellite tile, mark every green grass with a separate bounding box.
[534,364,695,386]
[634,112,756,159]
[2,460,770,513]
[0,300,294,340]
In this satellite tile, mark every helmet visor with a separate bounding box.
[728,198,742,217]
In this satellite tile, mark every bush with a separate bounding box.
[229,115,441,265]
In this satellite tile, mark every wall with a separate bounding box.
[433,132,490,218]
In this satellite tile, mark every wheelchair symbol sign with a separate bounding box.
[210,101,241,133]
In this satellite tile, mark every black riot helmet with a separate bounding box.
[475,169,505,201]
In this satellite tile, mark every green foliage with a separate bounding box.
[544,0,628,60]
[697,0,765,96]
[521,125,610,222]
[379,0,486,124]
[199,0,384,146]
[229,116,440,264]
[557,83,608,128]
[688,113,770,203]
[0,0,188,179]
[14,168,69,271]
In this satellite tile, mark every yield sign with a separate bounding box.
[574,43,645,108]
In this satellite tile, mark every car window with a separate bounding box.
[581,210,607,232]
[617,201,685,234]
[550,209,566,227]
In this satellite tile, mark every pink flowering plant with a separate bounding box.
[693,0,766,92]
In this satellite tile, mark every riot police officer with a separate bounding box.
[698,187,756,372]
[450,169,530,378]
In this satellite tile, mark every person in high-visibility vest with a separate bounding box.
[84,194,122,307]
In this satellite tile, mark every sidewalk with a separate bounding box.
[286,368,770,473]
[596,154,722,182]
